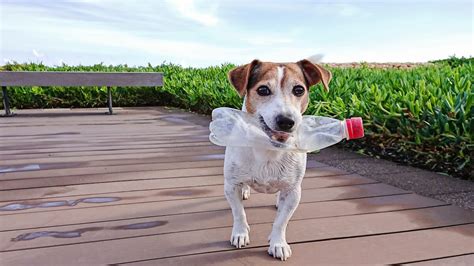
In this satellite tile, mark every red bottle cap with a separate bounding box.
[345,117,364,140]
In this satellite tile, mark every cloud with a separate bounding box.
[165,0,219,26]
[1,0,471,66]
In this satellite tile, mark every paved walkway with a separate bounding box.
[0,107,473,265]
[309,148,474,210]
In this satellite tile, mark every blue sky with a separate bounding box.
[0,0,472,67]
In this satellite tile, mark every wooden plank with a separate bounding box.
[0,125,205,137]
[0,145,223,161]
[0,160,225,179]
[0,194,446,252]
[0,141,219,157]
[123,224,474,265]
[0,122,203,132]
[0,131,210,142]
[0,120,175,128]
[0,181,394,231]
[0,165,224,184]
[0,150,225,166]
[0,138,211,151]
[0,112,197,122]
[0,137,211,150]
[0,154,228,174]
[0,141,215,156]
[0,159,325,180]
[6,117,203,127]
[0,167,349,190]
[0,134,209,143]
[0,173,378,203]
[0,135,210,147]
[0,123,202,132]
[0,177,383,215]
[0,72,163,86]
[0,206,472,265]
[405,254,474,265]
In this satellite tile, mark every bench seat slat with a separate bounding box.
[0,72,163,87]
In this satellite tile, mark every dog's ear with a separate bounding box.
[297,59,331,91]
[228,59,261,97]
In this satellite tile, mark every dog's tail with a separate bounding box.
[307,54,325,64]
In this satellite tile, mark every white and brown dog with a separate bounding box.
[224,58,331,260]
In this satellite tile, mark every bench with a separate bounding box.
[0,71,164,116]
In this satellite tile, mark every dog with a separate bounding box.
[224,58,331,260]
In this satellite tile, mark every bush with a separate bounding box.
[1,59,472,179]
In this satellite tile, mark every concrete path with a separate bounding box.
[309,147,474,210]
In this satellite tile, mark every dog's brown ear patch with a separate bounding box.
[228,59,261,97]
[297,59,332,91]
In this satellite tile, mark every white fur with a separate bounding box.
[257,66,302,135]
[277,66,284,87]
[224,72,307,260]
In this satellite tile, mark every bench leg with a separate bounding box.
[107,86,113,115]
[2,86,13,117]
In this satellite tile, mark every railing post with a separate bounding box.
[107,86,113,115]
[2,86,12,116]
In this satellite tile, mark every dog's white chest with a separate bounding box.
[225,147,306,194]
[249,162,290,193]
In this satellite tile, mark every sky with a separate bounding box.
[0,0,472,67]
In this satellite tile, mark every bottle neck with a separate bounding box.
[342,120,349,140]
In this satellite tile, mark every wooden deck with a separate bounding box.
[1,107,473,265]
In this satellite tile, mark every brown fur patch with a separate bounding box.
[297,59,332,91]
[232,60,330,115]
[244,62,311,114]
[245,62,279,114]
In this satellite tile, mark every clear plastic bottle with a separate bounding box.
[209,107,364,153]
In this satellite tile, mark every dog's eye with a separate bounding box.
[292,85,305,97]
[256,86,272,96]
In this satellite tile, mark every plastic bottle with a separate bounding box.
[209,107,364,153]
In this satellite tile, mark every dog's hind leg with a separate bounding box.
[241,184,250,200]
[224,181,250,248]
[268,187,301,261]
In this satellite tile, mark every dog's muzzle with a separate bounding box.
[259,116,291,143]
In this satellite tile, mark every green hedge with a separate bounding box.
[1,59,473,179]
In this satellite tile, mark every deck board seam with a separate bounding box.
[393,252,474,265]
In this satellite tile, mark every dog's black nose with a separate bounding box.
[275,115,295,131]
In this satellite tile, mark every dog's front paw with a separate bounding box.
[241,185,250,200]
[230,224,250,248]
[268,240,292,261]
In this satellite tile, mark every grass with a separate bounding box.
[1,57,472,179]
